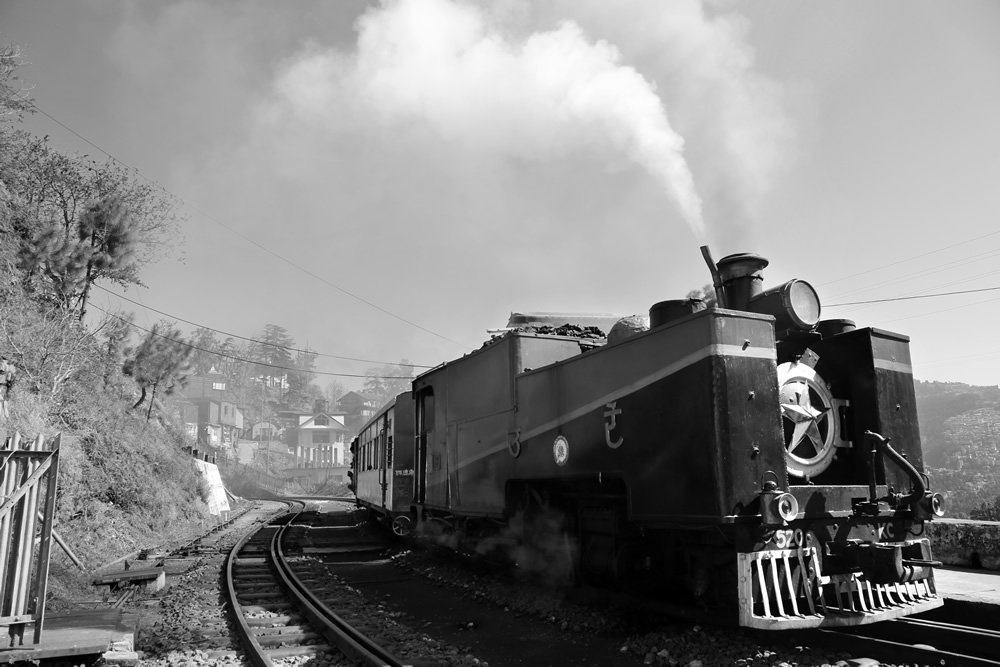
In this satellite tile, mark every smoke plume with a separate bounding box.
[264,0,708,241]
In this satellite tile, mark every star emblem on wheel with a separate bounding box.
[781,380,830,458]
[776,361,849,478]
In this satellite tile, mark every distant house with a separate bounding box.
[277,400,350,468]
[248,421,280,441]
[176,368,245,448]
[336,391,380,434]
[295,412,350,468]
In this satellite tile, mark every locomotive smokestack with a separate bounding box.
[700,245,726,308]
[716,253,769,311]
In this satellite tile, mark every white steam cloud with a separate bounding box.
[266,0,708,241]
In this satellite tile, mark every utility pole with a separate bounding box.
[261,377,269,478]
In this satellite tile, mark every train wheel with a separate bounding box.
[392,515,412,537]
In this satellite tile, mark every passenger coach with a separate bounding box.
[349,391,416,536]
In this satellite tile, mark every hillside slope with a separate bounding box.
[916,380,1000,517]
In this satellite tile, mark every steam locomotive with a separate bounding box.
[351,247,945,629]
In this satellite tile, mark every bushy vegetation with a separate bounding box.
[916,380,1000,519]
[1,43,213,580]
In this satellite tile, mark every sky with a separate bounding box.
[2,0,1000,390]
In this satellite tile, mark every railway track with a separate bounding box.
[170,501,261,556]
[128,499,1000,667]
[225,501,412,667]
[784,613,1000,666]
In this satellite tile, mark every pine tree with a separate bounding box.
[363,359,415,408]
[249,324,295,402]
[16,195,138,319]
[122,322,194,420]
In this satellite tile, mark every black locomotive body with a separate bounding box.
[357,249,945,629]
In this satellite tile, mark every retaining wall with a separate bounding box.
[927,518,1000,570]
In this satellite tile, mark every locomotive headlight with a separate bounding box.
[930,492,945,517]
[750,279,822,332]
[761,489,800,525]
[776,493,799,523]
[916,491,946,519]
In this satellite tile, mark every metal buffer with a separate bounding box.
[0,432,60,648]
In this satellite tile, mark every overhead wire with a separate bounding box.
[94,284,436,369]
[826,285,1000,307]
[19,96,474,351]
[917,349,1000,373]
[826,247,1000,303]
[15,89,1000,383]
[89,302,420,380]
[817,228,1000,289]
[872,293,1000,327]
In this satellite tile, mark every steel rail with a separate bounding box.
[173,500,260,556]
[898,616,1000,651]
[224,500,302,667]
[806,616,1000,666]
[271,509,411,667]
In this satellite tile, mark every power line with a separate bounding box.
[21,96,474,351]
[89,303,419,380]
[826,285,1000,307]
[18,93,1000,368]
[817,229,1000,289]
[94,284,436,369]
[826,247,1000,303]
[872,293,1000,327]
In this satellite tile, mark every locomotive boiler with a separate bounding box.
[354,247,945,629]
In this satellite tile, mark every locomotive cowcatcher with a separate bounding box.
[353,247,945,629]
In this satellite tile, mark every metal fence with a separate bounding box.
[0,432,60,647]
[216,458,289,496]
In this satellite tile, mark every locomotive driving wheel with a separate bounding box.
[776,360,845,478]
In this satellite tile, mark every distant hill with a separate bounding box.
[915,380,1000,517]
[916,381,1000,466]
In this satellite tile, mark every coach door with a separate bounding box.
[380,412,389,508]
[414,388,434,505]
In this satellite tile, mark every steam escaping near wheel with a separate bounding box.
[409,505,579,587]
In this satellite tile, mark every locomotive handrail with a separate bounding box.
[864,431,925,508]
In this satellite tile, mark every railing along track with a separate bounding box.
[226,501,410,667]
